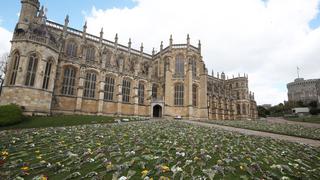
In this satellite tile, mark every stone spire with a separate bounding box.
[160,41,163,51]
[140,43,144,53]
[198,40,201,54]
[63,15,69,34]
[115,33,118,44]
[152,48,155,56]
[99,28,104,44]
[169,35,173,46]
[82,21,87,40]
[128,38,132,49]
[187,34,190,45]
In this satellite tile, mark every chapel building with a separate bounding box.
[0,0,258,120]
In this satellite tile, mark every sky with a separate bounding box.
[1,0,320,106]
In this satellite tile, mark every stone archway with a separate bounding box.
[153,104,162,118]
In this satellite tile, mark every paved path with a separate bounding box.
[182,120,320,147]
[266,117,320,128]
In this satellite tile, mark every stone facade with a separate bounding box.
[0,0,258,120]
[287,78,320,105]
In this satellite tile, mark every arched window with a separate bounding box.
[237,91,240,100]
[152,84,158,99]
[104,76,115,101]
[192,59,197,77]
[86,46,95,62]
[25,53,38,87]
[138,82,145,104]
[9,52,20,85]
[66,41,78,57]
[192,85,198,106]
[237,104,241,114]
[242,104,247,115]
[83,72,97,98]
[122,79,131,103]
[175,54,184,75]
[61,67,76,95]
[174,83,184,106]
[42,60,52,89]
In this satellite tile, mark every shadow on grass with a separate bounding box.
[0,115,115,130]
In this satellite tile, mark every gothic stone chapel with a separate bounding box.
[0,0,258,120]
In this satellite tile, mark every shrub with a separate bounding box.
[309,108,320,115]
[0,104,24,126]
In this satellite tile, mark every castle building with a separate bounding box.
[287,78,320,105]
[0,0,258,120]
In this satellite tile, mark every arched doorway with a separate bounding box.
[153,105,162,118]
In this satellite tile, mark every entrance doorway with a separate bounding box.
[153,105,162,118]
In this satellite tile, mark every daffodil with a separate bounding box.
[141,169,149,177]
[1,150,9,157]
[161,165,170,173]
[21,166,29,171]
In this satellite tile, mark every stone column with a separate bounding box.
[97,77,105,115]
[75,73,84,113]
[133,80,139,116]
[116,76,123,116]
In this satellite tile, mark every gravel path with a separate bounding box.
[182,120,320,147]
[265,117,320,128]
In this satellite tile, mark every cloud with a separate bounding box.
[85,0,320,105]
[0,26,12,55]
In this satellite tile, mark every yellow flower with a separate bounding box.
[41,176,48,180]
[36,155,42,159]
[161,165,170,173]
[96,142,101,146]
[1,150,9,157]
[194,157,200,161]
[35,150,40,154]
[141,169,149,176]
[21,166,29,171]
[240,165,244,171]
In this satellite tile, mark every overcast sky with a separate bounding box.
[1,0,320,105]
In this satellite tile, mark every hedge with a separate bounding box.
[0,104,24,126]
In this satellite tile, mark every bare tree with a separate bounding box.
[0,53,9,95]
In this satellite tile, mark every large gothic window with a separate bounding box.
[104,76,115,101]
[25,53,38,87]
[86,46,95,62]
[174,83,184,106]
[242,104,247,115]
[192,85,198,106]
[83,72,97,98]
[237,104,241,114]
[42,60,52,90]
[192,59,197,77]
[138,82,145,105]
[9,52,20,85]
[152,84,158,99]
[61,67,76,95]
[66,41,78,57]
[175,54,184,76]
[122,79,131,103]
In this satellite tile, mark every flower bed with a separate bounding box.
[0,121,319,179]
[202,120,320,140]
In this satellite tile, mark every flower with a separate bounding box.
[21,166,29,171]
[1,150,9,157]
[240,165,244,171]
[141,169,149,177]
[161,165,170,173]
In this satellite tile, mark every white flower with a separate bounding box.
[118,176,127,180]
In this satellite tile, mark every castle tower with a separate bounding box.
[0,0,60,115]
[17,0,40,30]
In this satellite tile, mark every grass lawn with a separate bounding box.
[201,120,320,140]
[285,116,320,124]
[0,115,115,130]
[0,121,319,179]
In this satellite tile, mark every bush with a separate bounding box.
[0,104,24,126]
[309,108,320,115]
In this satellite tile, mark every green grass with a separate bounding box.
[0,115,115,130]
[0,121,319,179]
[285,116,320,124]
